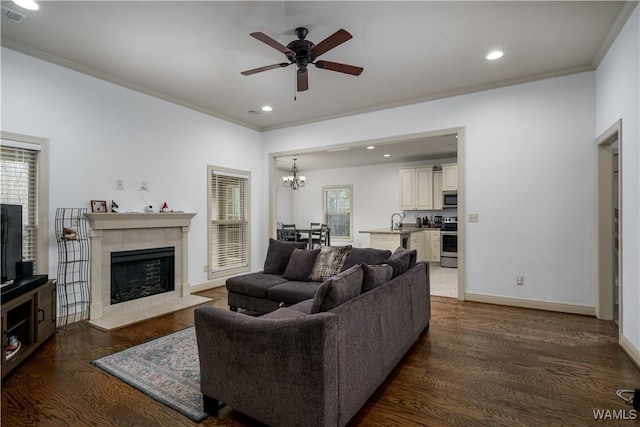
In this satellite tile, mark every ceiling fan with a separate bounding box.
[241,27,363,92]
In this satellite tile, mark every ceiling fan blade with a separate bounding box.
[241,63,290,76]
[250,32,293,55]
[297,68,309,92]
[311,29,352,56]
[315,61,363,76]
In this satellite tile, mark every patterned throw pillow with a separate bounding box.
[309,245,353,282]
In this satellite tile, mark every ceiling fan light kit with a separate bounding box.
[242,27,363,92]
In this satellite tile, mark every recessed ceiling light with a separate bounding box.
[366,146,375,150]
[486,50,504,60]
[261,105,273,112]
[13,0,39,10]
[383,154,391,158]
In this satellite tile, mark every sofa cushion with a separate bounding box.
[263,238,308,274]
[376,257,408,279]
[267,281,322,305]
[260,307,308,320]
[283,248,320,281]
[226,272,289,298]
[391,246,417,270]
[341,247,392,271]
[288,299,314,315]
[310,245,353,282]
[360,263,393,293]
[310,265,363,313]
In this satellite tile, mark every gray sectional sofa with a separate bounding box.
[194,240,430,426]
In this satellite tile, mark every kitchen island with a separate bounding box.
[360,227,441,262]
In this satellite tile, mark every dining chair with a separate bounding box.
[311,223,329,248]
[281,224,299,242]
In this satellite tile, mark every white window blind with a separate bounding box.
[209,168,249,275]
[1,144,39,270]
[323,185,352,240]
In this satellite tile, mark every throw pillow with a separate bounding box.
[310,265,363,313]
[360,263,393,293]
[391,246,417,269]
[263,238,308,274]
[376,255,409,278]
[283,248,321,281]
[309,245,353,282]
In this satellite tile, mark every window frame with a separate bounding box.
[0,131,50,276]
[322,184,353,242]
[207,165,251,280]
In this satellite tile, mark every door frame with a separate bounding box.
[594,119,622,328]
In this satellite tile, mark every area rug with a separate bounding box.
[91,327,207,422]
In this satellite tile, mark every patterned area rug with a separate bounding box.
[91,327,207,422]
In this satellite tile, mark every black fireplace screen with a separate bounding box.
[110,247,175,305]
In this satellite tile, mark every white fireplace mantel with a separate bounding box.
[86,212,210,330]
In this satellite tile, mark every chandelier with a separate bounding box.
[282,158,306,190]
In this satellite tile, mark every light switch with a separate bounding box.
[116,180,124,190]
[468,213,479,222]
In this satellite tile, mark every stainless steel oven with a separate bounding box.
[441,217,458,268]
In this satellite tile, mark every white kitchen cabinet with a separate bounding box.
[423,229,441,262]
[433,171,443,210]
[409,231,425,261]
[429,229,441,262]
[441,163,458,191]
[399,169,415,210]
[399,166,433,210]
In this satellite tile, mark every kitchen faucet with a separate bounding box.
[390,212,403,231]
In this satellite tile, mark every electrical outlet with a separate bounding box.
[516,275,524,286]
[141,181,148,191]
[203,265,208,273]
[116,179,124,190]
[468,213,479,222]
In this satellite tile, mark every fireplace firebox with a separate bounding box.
[110,247,175,305]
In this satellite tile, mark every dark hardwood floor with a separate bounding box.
[2,288,639,426]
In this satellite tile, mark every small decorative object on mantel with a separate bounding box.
[144,205,154,213]
[62,227,78,241]
[161,202,169,213]
[111,200,119,213]
[90,200,108,213]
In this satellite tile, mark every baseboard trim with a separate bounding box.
[189,279,226,294]
[619,333,640,371]
[464,292,596,316]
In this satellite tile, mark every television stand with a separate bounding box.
[1,278,56,379]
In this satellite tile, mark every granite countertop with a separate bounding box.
[359,226,441,235]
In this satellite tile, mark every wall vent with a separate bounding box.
[1,6,27,23]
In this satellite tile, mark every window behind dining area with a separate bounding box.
[322,185,352,241]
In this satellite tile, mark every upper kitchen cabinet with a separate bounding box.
[441,163,458,191]
[399,166,433,210]
[433,171,443,210]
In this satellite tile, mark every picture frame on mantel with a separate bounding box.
[90,200,108,213]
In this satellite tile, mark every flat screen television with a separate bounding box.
[1,204,23,284]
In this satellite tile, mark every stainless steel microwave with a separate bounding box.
[443,192,457,208]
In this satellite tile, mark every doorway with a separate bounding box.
[595,120,621,326]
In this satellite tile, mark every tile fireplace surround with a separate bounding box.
[86,213,210,331]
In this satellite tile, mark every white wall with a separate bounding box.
[595,6,640,355]
[263,72,596,308]
[276,157,457,248]
[1,48,263,286]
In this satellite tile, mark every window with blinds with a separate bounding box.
[323,185,352,240]
[208,166,250,277]
[0,143,39,270]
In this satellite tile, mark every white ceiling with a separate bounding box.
[0,1,633,169]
